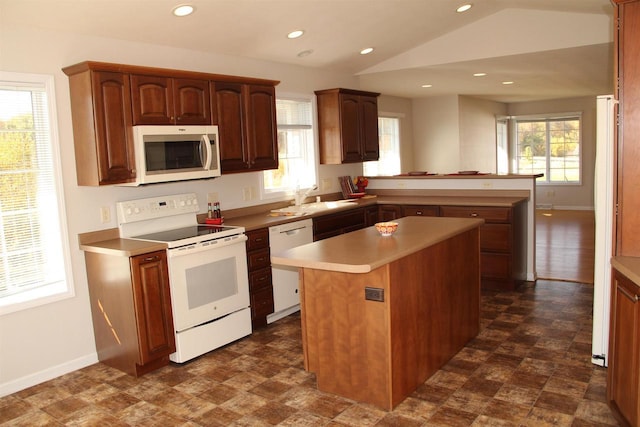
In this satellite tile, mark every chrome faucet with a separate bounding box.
[294,185,318,206]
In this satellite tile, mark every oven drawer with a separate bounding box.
[247,247,270,271]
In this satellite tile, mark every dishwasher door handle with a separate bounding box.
[282,226,308,235]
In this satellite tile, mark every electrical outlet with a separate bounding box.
[397,182,406,188]
[250,186,257,199]
[207,192,219,204]
[546,190,555,197]
[482,182,493,189]
[100,206,110,224]
[243,187,251,201]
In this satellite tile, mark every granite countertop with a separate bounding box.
[270,216,484,274]
[612,256,640,286]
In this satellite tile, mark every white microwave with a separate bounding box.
[126,125,221,185]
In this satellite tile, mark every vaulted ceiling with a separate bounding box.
[1,0,614,102]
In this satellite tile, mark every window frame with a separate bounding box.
[510,112,583,186]
[0,71,74,316]
[260,93,318,200]
[363,114,402,177]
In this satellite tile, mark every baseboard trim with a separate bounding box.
[0,353,98,397]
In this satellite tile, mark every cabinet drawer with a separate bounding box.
[249,267,272,292]
[481,252,512,279]
[313,209,364,236]
[402,205,439,217]
[440,206,512,223]
[251,286,274,318]
[480,224,512,252]
[247,247,270,271]
[246,228,269,251]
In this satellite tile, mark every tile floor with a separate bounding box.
[0,280,619,426]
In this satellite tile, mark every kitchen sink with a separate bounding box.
[271,200,356,215]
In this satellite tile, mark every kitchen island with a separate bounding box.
[271,216,484,410]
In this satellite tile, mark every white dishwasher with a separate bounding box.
[267,218,313,324]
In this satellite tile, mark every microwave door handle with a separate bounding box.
[200,134,213,170]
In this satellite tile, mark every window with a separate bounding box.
[363,116,400,176]
[263,97,316,196]
[513,114,581,184]
[0,72,72,315]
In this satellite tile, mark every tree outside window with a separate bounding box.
[515,117,581,184]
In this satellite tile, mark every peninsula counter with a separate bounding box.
[271,216,484,410]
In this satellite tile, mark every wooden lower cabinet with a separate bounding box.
[607,267,640,427]
[313,207,368,241]
[245,228,274,328]
[85,250,175,376]
[378,205,403,221]
[440,205,522,291]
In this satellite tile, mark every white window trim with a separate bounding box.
[509,111,583,186]
[0,71,74,316]
[259,92,319,201]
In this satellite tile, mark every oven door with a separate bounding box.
[166,234,249,332]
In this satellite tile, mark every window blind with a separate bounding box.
[0,82,66,300]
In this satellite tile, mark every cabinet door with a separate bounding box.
[378,205,403,221]
[608,270,640,426]
[91,71,136,184]
[365,205,379,226]
[131,75,174,125]
[360,95,379,161]
[245,84,278,170]
[214,82,250,172]
[339,93,364,162]
[130,251,176,365]
[173,78,211,124]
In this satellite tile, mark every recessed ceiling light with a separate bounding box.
[421,84,433,88]
[297,49,314,57]
[360,47,374,55]
[287,30,304,39]
[172,4,195,17]
[502,81,514,85]
[473,73,487,77]
[456,4,472,13]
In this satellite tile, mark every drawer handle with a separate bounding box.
[416,211,423,215]
[470,213,479,217]
[255,237,264,242]
[143,256,159,262]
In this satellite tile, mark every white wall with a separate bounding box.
[412,95,460,173]
[0,22,365,396]
[508,96,597,210]
[459,97,508,172]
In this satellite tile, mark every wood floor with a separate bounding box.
[536,209,595,284]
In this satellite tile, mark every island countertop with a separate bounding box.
[271,216,484,274]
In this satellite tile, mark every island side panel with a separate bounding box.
[301,266,393,410]
[388,227,481,407]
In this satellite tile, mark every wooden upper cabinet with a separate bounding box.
[131,75,211,125]
[245,84,278,171]
[315,88,380,164]
[64,68,136,185]
[213,82,278,173]
[615,0,640,256]
[63,61,279,184]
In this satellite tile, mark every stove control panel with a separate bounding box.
[117,193,200,224]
